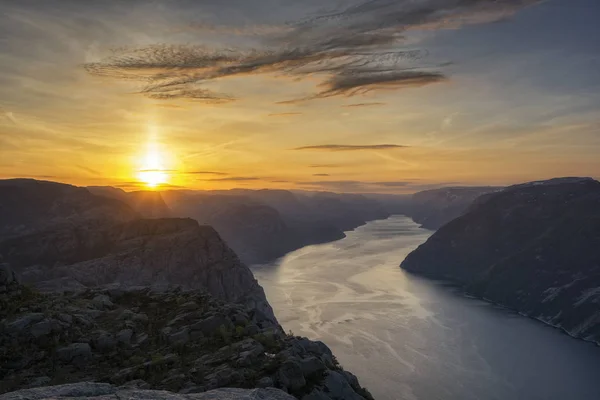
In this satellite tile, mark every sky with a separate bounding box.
[0,0,598,193]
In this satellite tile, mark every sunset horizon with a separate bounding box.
[1,0,598,194]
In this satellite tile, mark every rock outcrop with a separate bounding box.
[0,278,373,400]
[0,218,275,323]
[0,382,296,400]
[401,177,600,343]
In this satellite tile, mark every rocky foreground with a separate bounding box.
[0,268,372,399]
[402,177,600,343]
[0,383,296,400]
[0,179,374,399]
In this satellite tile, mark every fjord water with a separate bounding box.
[251,216,600,400]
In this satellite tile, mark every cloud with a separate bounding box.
[294,144,408,151]
[309,164,345,168]
[268,112,303,117]
[313,173,330,177]
[342,102,386,108]
[83,0,540,102]
[372,181,412,187]
[76,165,102,176]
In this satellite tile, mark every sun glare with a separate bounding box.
[137,143,169,188]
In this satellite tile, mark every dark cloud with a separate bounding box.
[83,0,540,102]
[313,173,330,176]
[294,144,407,151]
[342,102,386,108]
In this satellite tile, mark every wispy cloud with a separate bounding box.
[83,0,540,102]
[294,144,408,151]
[313,173,330,177]
[342,102,386,108]
[268,112,303,117]
[309,164,345,168]
[76,165,102,176]
[199,176,260,182]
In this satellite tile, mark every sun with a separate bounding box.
[137,144,169,188]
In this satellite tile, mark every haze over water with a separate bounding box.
[252,216,600,400]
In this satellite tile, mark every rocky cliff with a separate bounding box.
[406,186,503,230]
[0,179,374,399]
[0,267,373,399]
[401,177,600,343]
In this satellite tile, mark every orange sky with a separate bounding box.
[1,0,599,193]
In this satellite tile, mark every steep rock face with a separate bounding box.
[0,218,275,323]
[0,180,136,239]
[401,177,600,342]
[163,193,302,265]
[407,186,503,230]
[0,384,296,400]
[0,282,372,400]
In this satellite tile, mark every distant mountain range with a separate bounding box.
[368,186,503,230]
[87,185,390,265]
[402,177,600,343]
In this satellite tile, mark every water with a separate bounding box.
[251,215,600,400]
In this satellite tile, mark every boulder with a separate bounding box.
[56,343,92,365]
[277,360,306,392]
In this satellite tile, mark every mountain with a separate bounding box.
[408,186,503,230]
[401,177,600,343]
[0,179,136,239]
[88,186,170,218]
[0,179,374,399]
[163,189,389,265]
[162,192,303,265]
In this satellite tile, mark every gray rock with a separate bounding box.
[277,360,306,392]
[189,316,233,336]
[25,376,51,389]
[0,263,17,285]
[5,313,45,335]
[0,384,295,400]
[256,376,274,388]
[57,314,73,325]
[92,295,114,310]
[322,371,366,400]
[30,320,53,338]
[57,343,92,365]
[0,382,116,400]
[168,329,190,345]
[301,390,333,400]
[299,356,326,378]
[116,329,133,346]
[92,332,117,353]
